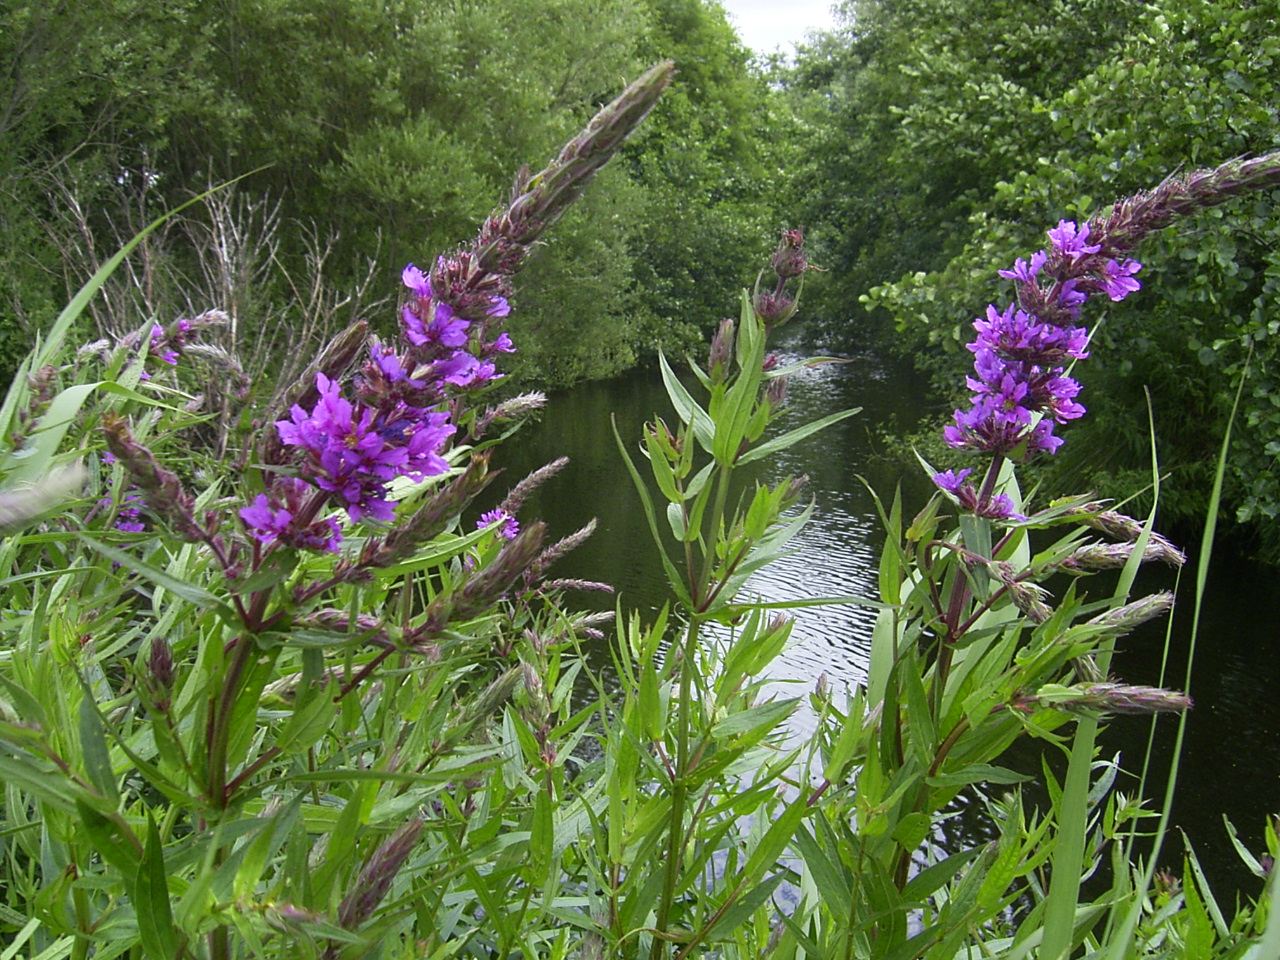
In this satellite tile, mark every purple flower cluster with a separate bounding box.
[943,219,1142,460]
[241,477,342,553]
[932,469,1023,521]
[242,261,517,552]
[400,263,514,389]
[140,319,193,380]
[477,508,519,541]
[100,492,146,532]
[935,219,1143,517]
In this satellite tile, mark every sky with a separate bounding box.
[717,0,839,55]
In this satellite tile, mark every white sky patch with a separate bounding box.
[718,0,839,56]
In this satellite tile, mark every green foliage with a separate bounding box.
[1,0,788,389]
[1,30,1277,960]
[796,0,1280,555]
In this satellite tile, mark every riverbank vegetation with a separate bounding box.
[1,0,784,387]
[2,55,1279,958]
[790,0,1280,558]
[6,0,1277,555]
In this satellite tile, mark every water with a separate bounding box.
[489,339,1277,900]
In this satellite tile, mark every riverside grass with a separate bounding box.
[0,68,1277,959]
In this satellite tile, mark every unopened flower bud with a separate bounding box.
[1085,591,1175,637]
[474,391,548,437]
[102,415,204,541]
[420,522,548,632]
[521,661,544,700]
[764,375,789,409]
[770,228,808,279]
[148,637,174,690]
[783,474,809,505]
[530,518,596,579]
[337,818,424,930]
[1073,503,1143,541]
[365,453,494,568]
[753,290,796,326]
[1009,580,1054,623]
[708,318,735,384]
[1027,681,1193,716]
[1065,538,1185,571]
[267,902,323,930]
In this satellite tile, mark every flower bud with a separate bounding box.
[783,474,809,506]
[753,290,796,327]
[1008,579,1054,623]
[764,374,789,410]
[148,637,174,690]
[102,415,204,541]
[814,672,830,700]
[770,228,808,279]
[337,818,424,930]
[364,453,494,568]
[1027,681,1193,716]
[1065,538,1185,571]
[1085,591,1175,637]
[708,318,735,384]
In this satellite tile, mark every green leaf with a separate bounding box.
[700,872,785,944]
[134,816,179,960]
[4,384,101,482]
[611,415,692,606]
[75,801,141,876]
[793,823,850,907]
[735,406,861,465]
[78,693,119,803]
[658,352,714,452]
[709,698,797,740]
[76,534,224,611]
[370,525,492,578]
[741,796,807,885]
[926,763,1031,789]
[274,679,337,755]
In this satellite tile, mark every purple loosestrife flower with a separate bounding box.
[1100,258,1143,301]
[276,373,455,523]
[478,508,519,541]
[1047,220,1102,261]
[150,325,180,365]
[401,264,471,349]
[970,304,1089,363]
[240,477,343,553]
[996,250,1047,283]
[99,492,146,532]
[399,263,511,391]
[931,469,1023,521]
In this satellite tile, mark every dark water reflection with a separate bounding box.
[492,340,1278,900]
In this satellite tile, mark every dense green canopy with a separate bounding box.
[0,0,786,385]
[793,0,1280,555]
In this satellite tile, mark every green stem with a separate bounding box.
[649,615,702,960]
[71,875,91,960]
[207,635,255,809]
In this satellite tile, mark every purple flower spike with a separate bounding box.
[276,373,455,524]
[240,494,293,543]
[240,477,343,553]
